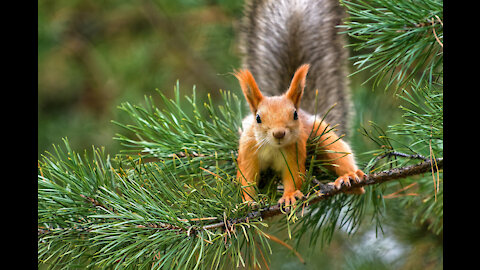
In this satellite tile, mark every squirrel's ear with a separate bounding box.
[285,64,310,108]
[234,69,264,112]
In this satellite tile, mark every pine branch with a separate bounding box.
[39,78,444,267]
[196,157,443,231]
[38,157,443,239]
[340,0,443,90]
[374,151,428,162]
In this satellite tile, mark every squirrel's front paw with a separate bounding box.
[329,170,366,193]
[278,190,304,206]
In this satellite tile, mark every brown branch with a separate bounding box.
[79,194,113,212]
[202,157,443,231]
[39,158,443,236]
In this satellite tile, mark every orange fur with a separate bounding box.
[285,64,309,108]
[235,64,365,206]
[309,120,365,194]
[233,69,264,113]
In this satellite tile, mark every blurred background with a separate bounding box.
[38,0,441,269]
[38,0,244,158]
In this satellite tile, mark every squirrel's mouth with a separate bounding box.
[272,138,289,147]
[264,140,283,148]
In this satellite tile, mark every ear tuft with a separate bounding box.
[285,64,310,108]
[234,69,264,112]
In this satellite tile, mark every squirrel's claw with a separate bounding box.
[330,170,366,193]
[278,190,304,207]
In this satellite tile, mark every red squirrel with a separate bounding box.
[234,64,366,206]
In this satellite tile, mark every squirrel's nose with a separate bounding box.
[273,130,286,139]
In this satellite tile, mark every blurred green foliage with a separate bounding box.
[38,0,244,157]
[38,0,400,159]
[38,0,440,269]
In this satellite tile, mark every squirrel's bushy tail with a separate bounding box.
[239,0,352,135]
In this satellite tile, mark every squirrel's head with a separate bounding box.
[234,64,310,148]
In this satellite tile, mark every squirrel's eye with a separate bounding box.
[293,110,298,120]
[256,114,262,124]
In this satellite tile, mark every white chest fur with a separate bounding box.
[257,144,288,173]
[242,114,293,173]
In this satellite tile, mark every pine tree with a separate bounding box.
[38,0,443,269]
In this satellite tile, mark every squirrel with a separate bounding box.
[234,0,366,206]
[238,0,352,135]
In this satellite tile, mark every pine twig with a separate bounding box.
[431,17,443,48]
[263,232,305,264]
[374,151,428,162]
[383,182,418,199]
